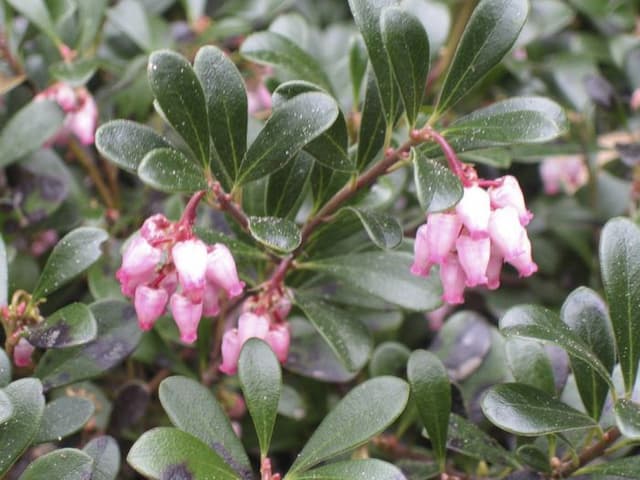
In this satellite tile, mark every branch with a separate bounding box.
[553,427,621,478]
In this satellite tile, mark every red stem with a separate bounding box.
[179,190,206,226]
[425,128,470,185]
[211,182,249,230]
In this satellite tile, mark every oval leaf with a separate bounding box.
[138,148,207,193]
[342,207,402,249]
[238,339,282,456]
[288,376,409,474]
[266,151,314,218]
[481,383,597,435]
[28,302,97,349]
[159,376,252,478]
[127,427,241,479]
[248,216,302,253]
[381,7,430,127]
[357,70,387,170]
[615,399,640,440]
[408,350,450,471]
[96,120,171,173]
[147,50,210,164]
[33,227,108,299]
[412,149,463,213]
[295,459,406,480]
[435,0,528,115]
[239,92,339,184]
[505,338,555,396]
[34,396,95,444]
[19,449,93,480]
[599,217,640,394]
[575,455,640,478]
[6,0,58,41]
[83,436,121,480]
[0,390,12,424]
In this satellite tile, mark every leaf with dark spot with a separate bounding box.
[28,303,97,349]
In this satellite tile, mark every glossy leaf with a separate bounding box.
[293,292,372,373]
[295,459,406,480]
[36,300,142,391]
[0,390,12,424]
[481,383,597,435]
[19,449,93,480]
[0,349,10,388]
[194,45,247,186]
[83,436,121,480]
[505,338,555,395]
[239,92,339,184]
[6,0,58,41]
[412,149,463,213]
[138,148,207,193]
[0,378,46,476]
[561,287,615,420]
[266,151,314,218]
[0,235,7,307]
[248,216,302,253]
[435,0,528,115]
[238,339,282,456]
[28,303,97,349]
[341,207,402,249]
[34,396,94,443]
[599,217,640,394]
[33,227,108,300]
[349,34,368,102]
[147,50,210,165]
[127,427,240,479]
[357,70,387,170]
[240,32,332,92]
[0,100,64,169]
[408,350,450,470]
[615,399,640,440]
[159,376,251,478]
[95,120,172,173]
[381,7,429,127]
[288,377,409,474]
[575,455,640,478]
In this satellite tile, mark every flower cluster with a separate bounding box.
[411,175,538,305]
[35,82,98,146]
[539,155,588,195]
[116,213,244,343]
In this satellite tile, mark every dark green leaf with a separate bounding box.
[33,227,108,300]
[240,31,333,93]
[599,217,640,394]
[239,92,339,184]
[127,427,241,479]
[505,338,555,395]
[0,235,7,307]
[412,149,463,213]
[575,455,640,478]
[0,349,10,388]
[381,7,429,127]
[248,216,301,253]
[481,383,597,435]
[50,59,99,87]
[28,303,97,349]
[266,152,314,218]
[369,341,410,377]
[0,390,12,424]
[435,0,528,115]
[77,0,109,52]
[194,45,247,186]
[408,350,450,471]
[159,376,252,478]
[357,69,387,170]
[0,100,64,169]
[34,397,94,443]
[349,34,368,102]
[293,292,372,373]
[310,163,350,210]
[615,399,640,440]
[0,378,45,476]
[106,0,153,51]
[83,436,121,480]
[516,444,550,473]
[138,148,207,193]
[19,449,93,480]
[561,287,615,420]
[147,50,210,165]
[295,459,406,479]
[36,300,142,391]
[289,377,409,474]
[341,207,402,249]
[6,0,58,41]
[238,339,282,456]
[96,120,172,173]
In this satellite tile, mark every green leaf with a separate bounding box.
[302,251,441,311]
[349,34,368,102]
[96,120,172,173]
[357,69,387,170]
[181,0,206,23]
[28,303,97,349]
[615,399,640,440]
[106,0,153,51]
[575,455,640,478]
[33,227,108,300]
[288,376,409,474]
[248,216,302,253]
[159,376,251,478]
[50,59,99,87]
[407,350,450,471]
[599,217,640,394]
[0,390,12,424]
[381,7,429,127]
[369,341,410,377]
[341,207,402,249]
[6,0,58,42]
[239,92,339,184]
[34,396,94,443]
[0,378,46,476]
[147,50,210,165]
[240,31,333,93]
[19,449,93,480]
[505,338,555,395]
[127,427,241,479]
[500,305,614,391]
[138,148,207,193]
[293,292,372,373]
[238,339,282,456]
[0,349,10,388]
[0,100,64,169]
[36,300,142,391]
[294,459,406,480]
[0,235,7,307]
[481,383,597,435]
[412,149,463,213]
[266,152,314,218]
[194,45,247,187]
[435,0,528,115]
[561,287,615,420]
[83,436,121,480]
[77,0,109,52]
[516,444,550,474]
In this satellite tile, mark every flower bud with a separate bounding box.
[266,323,290,363]
[488,207,527,261]
[219,329,241,375]
[506,235,538,277]
[140,214,171,243]
[134,285,168,330]
[456,185,491,239]
[172,239,208,302]
[237,312,270,344]
[456,235,490,287]
[170,293,203,343]
[116,235,162,297]
[206,244,245,298]
[410,224,433,276]
[486,247,504,290]
[13,338,35,367]
[439,254,466,305]
[489,175,533,226]
[202,282,221,317]
[426,213,462,263]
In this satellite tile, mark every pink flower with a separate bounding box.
[238,312,270,344]
[172,239,208,302]
[170,293,203,343]
[425,213,462,263]
[486,247,504,290]
[456,235,490,287]
[439,254,466,305]
[220,329,242,375]
[134,285,168,330]
[631,88,640,111]
[206,244,245,298]
[202,283,221,317]
[141,214,172,243]
[456,185,491,239]
[539,155,588,195]
[116,236,162,297]
[506,235,538,277]
[272,294,292,323]
[410,224,432,276]
[489,175,533,226]
[265,323,290,363]
[489,207,528,261]
[13,338,35,367]
[247,81,272,115]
